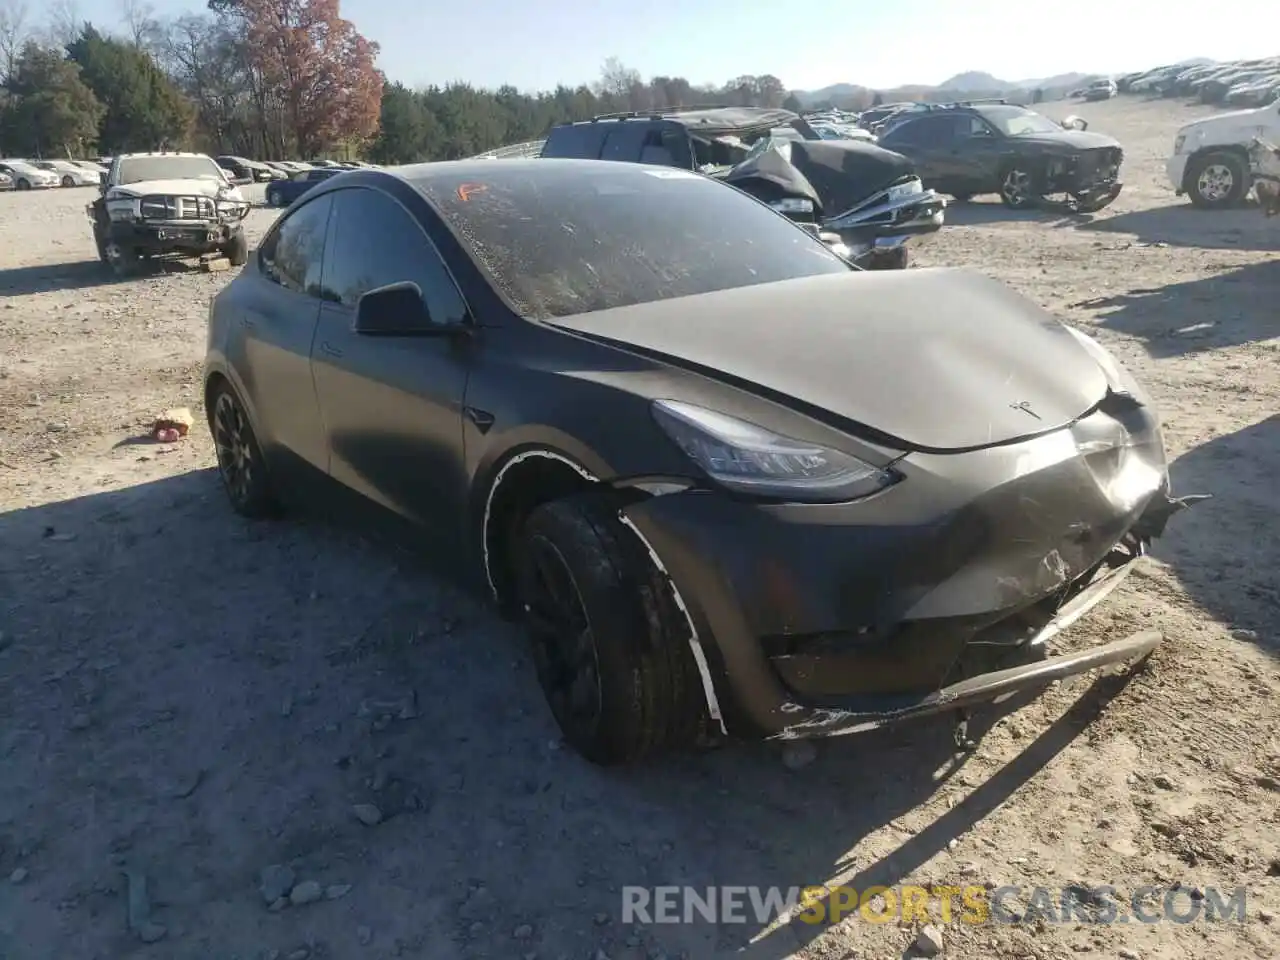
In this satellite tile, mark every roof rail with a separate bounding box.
[587,103,783,123]
[587,111,661,122]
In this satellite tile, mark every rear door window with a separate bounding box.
[541,124,608,159]
[599,124,651,162]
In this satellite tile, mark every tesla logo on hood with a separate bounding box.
[1010,400,1042,420]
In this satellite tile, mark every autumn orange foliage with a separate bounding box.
[237,0,382,155]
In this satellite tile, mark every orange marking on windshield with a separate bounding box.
[457,182,487,201]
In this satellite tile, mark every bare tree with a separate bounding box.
[42,0,80,48]
[0,0,28,84]
[118,0,161,50]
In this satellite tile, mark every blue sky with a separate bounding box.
[66,0,1280,92]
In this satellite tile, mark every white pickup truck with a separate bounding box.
[87,151,251,275]
[1166,99,1280,208]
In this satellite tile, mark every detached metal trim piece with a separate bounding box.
[771,630,1163,740]
[616,513,727,732]
[479,448,726,732]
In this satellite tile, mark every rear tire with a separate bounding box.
[16,178,30,190]
[222,230,249,266]
[1185,151,1247,209]
[209,383,279,519]
[514,492,709,765]
[999,165,1037,209]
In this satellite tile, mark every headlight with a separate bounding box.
[887,179,924,202]
[769,198,814,215]
[217,199,250,220]
[106,198,138,221]
[1174,134,1186,154]
[650,399,898,502]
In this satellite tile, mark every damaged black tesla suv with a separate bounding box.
[203,158,1202,765]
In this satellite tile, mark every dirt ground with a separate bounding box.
[0,94,1277,960]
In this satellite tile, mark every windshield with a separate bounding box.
[416,161,850,320]
[978,105,1065,136]
[116,156,225,185]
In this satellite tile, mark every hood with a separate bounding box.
[725,139,914,215]
[547,269,1110,452]
[1019,129,1122,151]
[1178,105,1271,134]
[108,178,243,201]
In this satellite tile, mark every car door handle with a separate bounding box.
[240,317,255,329]
[319,341,343,358]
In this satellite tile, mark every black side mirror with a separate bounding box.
[354,281,448,336]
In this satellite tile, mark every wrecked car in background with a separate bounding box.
[723,134,945,268]
[1167,97,1280,208]
[540,106,943,268]
[1249,137,1280,215]
[204,158,1201,766]
[878,100,1124,212]
[89,152,251,276]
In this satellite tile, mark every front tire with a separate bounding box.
[16,178,30,190]
[869,246,909,270]
[222,230,249,266]
[999,165,1037,209]
[1186,151,1247,209]
[210,384,279,519]
[514,493,709,765]
[266,189,281,207]
[61,175,75,188]
[105,242,142,277]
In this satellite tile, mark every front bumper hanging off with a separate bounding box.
[620,476,1205,744]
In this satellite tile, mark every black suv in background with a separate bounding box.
[539,107,947,270]
[541,107,799,171]
[875,101,1125,212]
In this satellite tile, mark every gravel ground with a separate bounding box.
[0,95,1277,960]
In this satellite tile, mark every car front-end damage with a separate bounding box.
[618,396,1201,744]
[1033,146,1125,213]
[554,271,1204,746]
[1248,137,1280,215]
[722,138,946,269]
[88,178,251,274]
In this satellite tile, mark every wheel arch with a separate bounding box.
[1181,143,1251,193]
[475,442,727,735]
[203,365,267,448]
[476,445,610,613]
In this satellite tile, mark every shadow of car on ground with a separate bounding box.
[1157,415,1280,657]
[0,258,212,296]
[1079,202,1278,252]
[941,200,1094,229]
[1069,257,1279,358]
[0,468,1149,958]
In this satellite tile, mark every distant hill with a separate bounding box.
[791,67,1106,111]
[1013,72,1092,91]
[938,71,1007,91]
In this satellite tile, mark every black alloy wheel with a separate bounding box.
[516,532,604,741]
[211,386,278,518]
